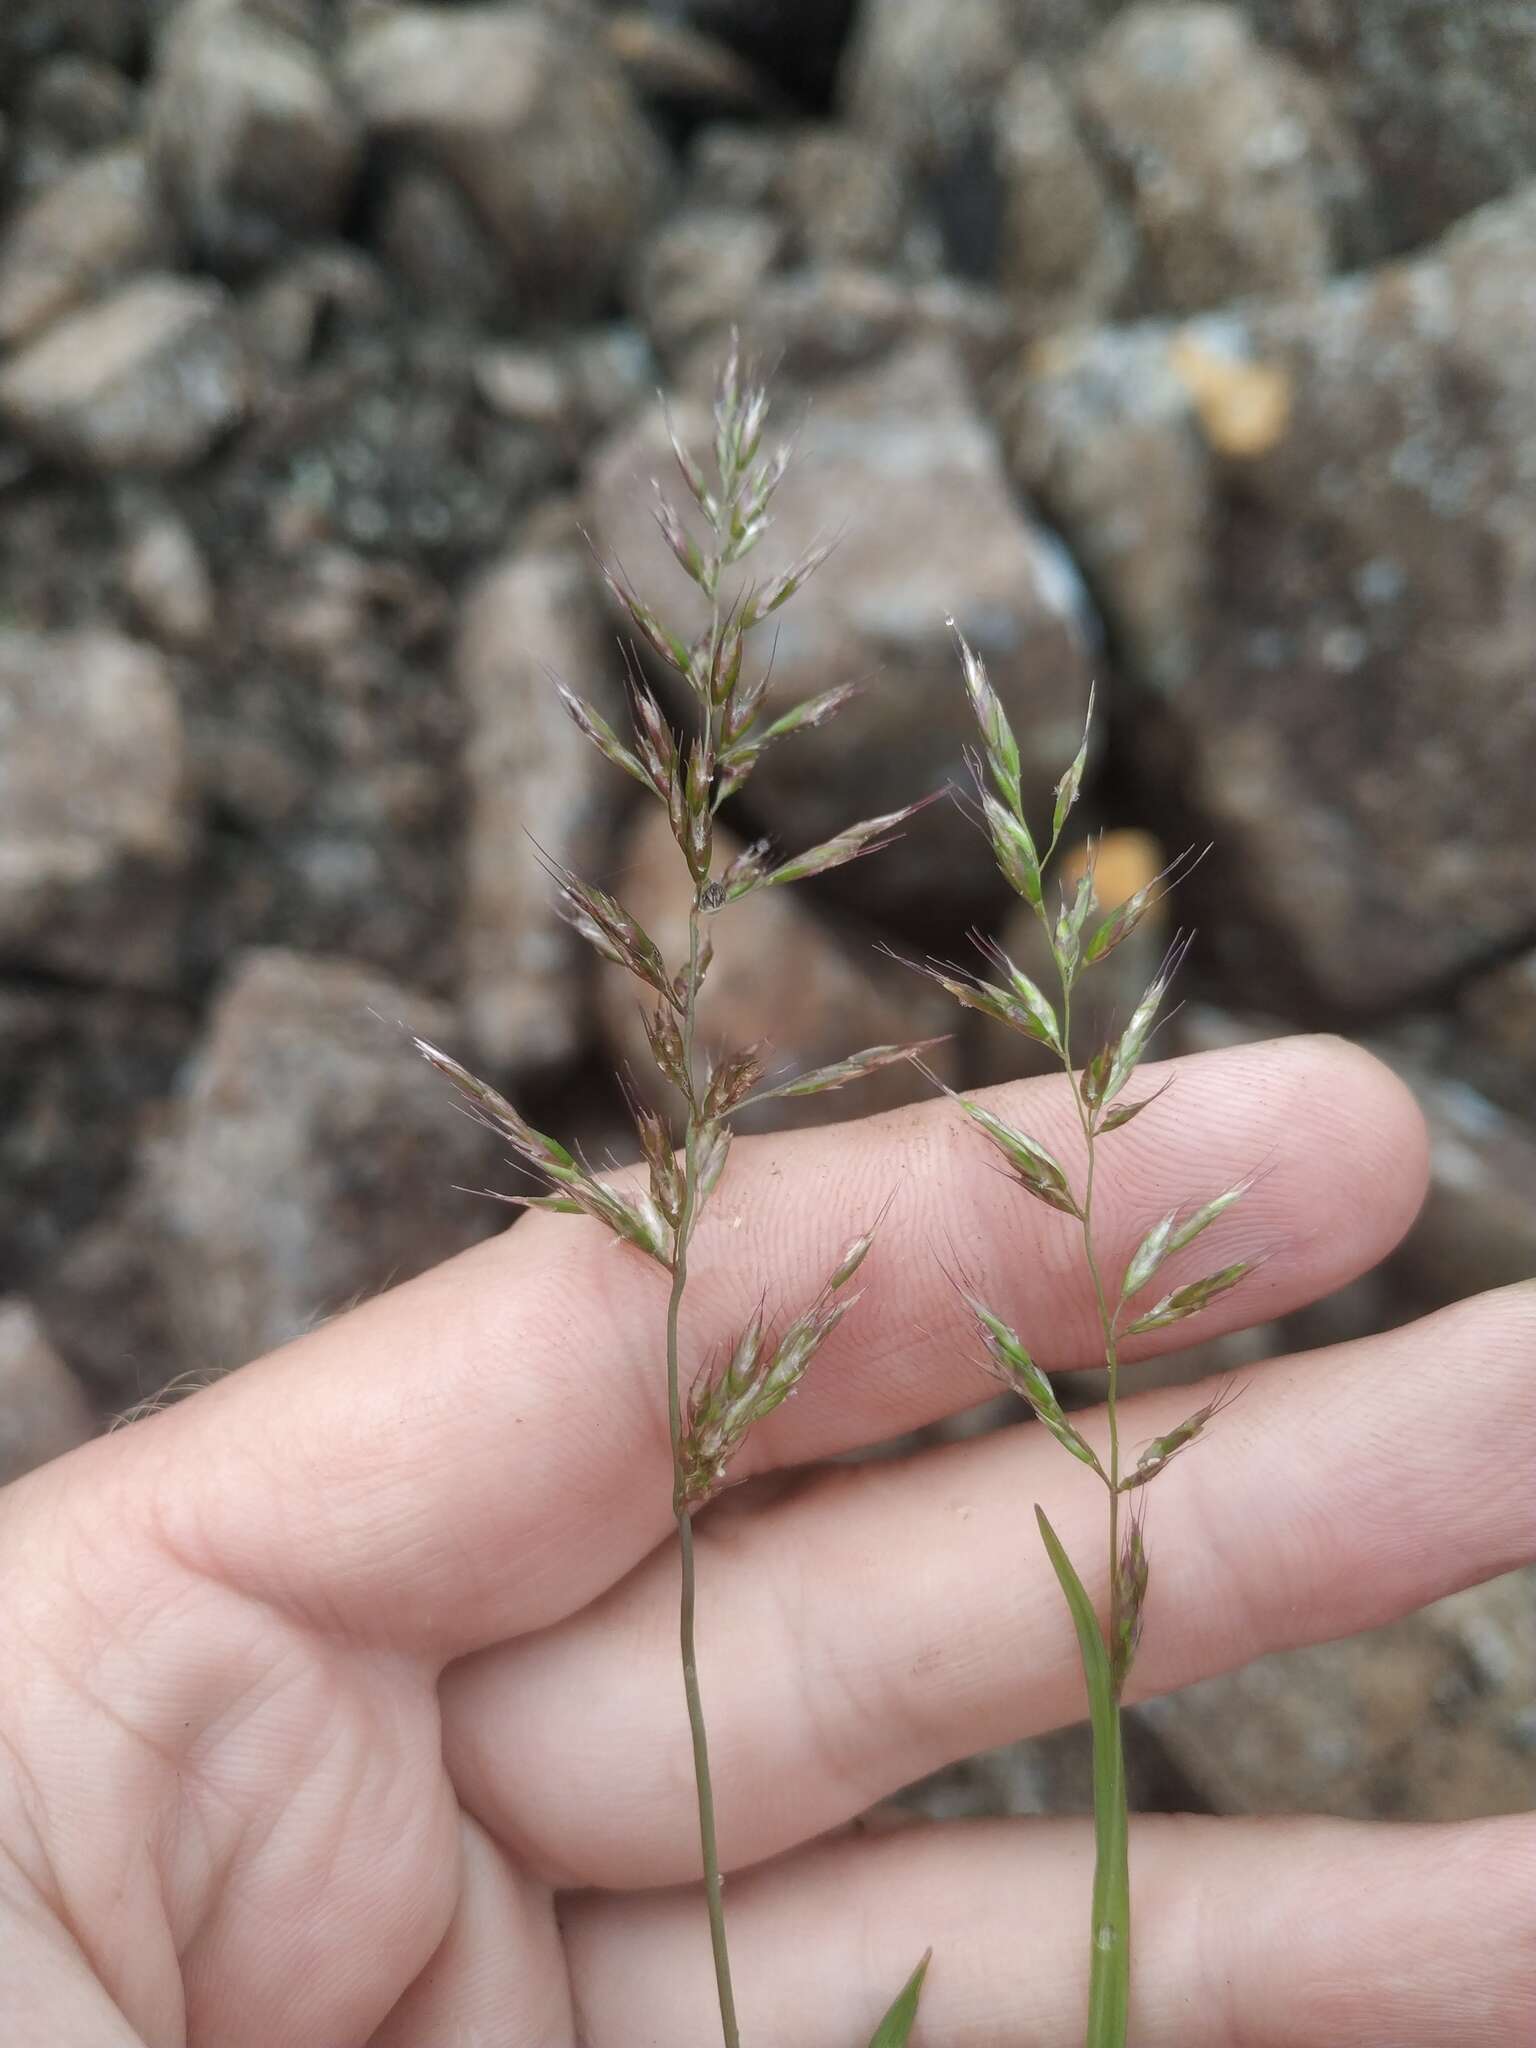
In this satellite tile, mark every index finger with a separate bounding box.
[116,1035,1424,1660]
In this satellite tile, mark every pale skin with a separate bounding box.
[2,1036,1533,2047]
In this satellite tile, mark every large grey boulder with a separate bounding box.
[1009,184,1536,1011]
[149,948,496,1371]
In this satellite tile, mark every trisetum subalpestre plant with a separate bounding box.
[418,346,1256,2048]
[417,345,936,2048]
[918,642,1257,2047]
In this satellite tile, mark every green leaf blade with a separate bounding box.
[866,1949,931,2048]
[1036,1506,1130,2048]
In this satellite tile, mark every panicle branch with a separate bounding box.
[414,1037,673,1265]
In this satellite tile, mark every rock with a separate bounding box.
[120,509,217,647]
[1458,951,1536,1119]
[564,323,658,440]
[1007,184,1536,1012]
[146,0,362,273]
[33,1187,180,1405]
[603,11,767,117]
[1007,323,1211,689]
[1145,1569,1536,1821]
[839,0,1127,275]
[587,339,1096,918]
[688,123,787,212]
[0,628,192,988]
[0,1300,94,1485]
[776,129,911,270]
[1074,5,1365,316]
[0,0,147,70]
[683,119,922,280]
[472,323,656,452]
[471,344,576,437]
[1391,1071,1536,1317]
[147,948,497,1372]
[342,3,668,322]
[0,274,246,472]
[598,809,957,1134]
[1243,0,1536,254]
[239,242,387,371]
[840,0,1021,277]
[631,206,785,367]
[0,145,174,349]
[841,0,1022,174]
[174,537,467,994]
[0,983,192,1294]
[371,162,507,323]
[994,63,1131,330]
[675,268,1017,396]
[12,55,137,186]
[457,527,630,1073]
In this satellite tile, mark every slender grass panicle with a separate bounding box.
[936,628,1261,2048]
[420,345,933,2048]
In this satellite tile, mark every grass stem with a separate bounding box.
[668,895,742,2048]
[1060,967,1132,2046]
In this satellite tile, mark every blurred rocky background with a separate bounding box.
[0,0,1531,1829]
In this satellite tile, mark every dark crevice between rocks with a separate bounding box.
[656,0,859,112]
[929,129,1007,284]
[0,957,199,1011]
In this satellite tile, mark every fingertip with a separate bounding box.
[1137,1029,1431,1271]
[1282,1031,1431,1255]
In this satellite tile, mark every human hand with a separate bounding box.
[1,1035,1530,2046]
